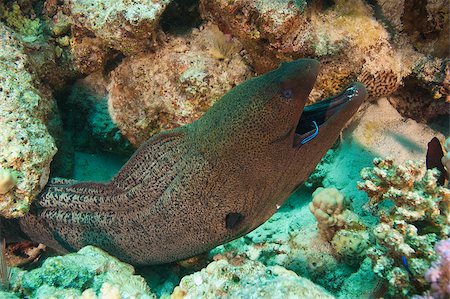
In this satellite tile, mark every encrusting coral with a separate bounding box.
[331,229,371,266]
[68,0,171,58]
[7,246,156,298]
[200,0,411,101]
[171,257,334,299]
[0,23,57,218]
[108,22,253,146]
[358,157,450,297]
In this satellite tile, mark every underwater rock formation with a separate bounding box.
[7,246,155,298]
[172,257,334,298]
[68,0,171,71]
[0,23,57,218]
[65,73,133,154]
[0,1,79,90]
[387,56,449,121]
[200,0,410,100]
[376,0,449,58]
[358,157,450,297]
[109,23,253,146]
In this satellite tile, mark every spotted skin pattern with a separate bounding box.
[18,59,367,265]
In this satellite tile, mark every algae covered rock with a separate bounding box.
[172,258,334,299]
[68,0,171,68]
[9,246,156,299]
[109,23,253,146]
[0,23,57,218]
[200,0,410,100]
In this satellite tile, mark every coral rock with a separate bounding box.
[172,258,334,299]
[109,23,253,146]
[376,0,449,58]
[0,23,57,218]
[331,229,371,266]
[200,0,409,100]
[68,0,171,56]
[358,157,450,235]
[9,246,156,298]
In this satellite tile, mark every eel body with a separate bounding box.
[15,59,367,265]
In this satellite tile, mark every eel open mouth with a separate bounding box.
[293,83,363,147]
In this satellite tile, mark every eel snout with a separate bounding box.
[294,83,366,146]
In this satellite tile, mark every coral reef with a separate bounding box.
[0,23,57,218]
[0,3,43,40]
[209,197,356,294]
[443,137,450,181]
[376,0,449,58]
[358,157,450,297]
[200,0,411,100]
[331,229,371,266]
[0,1,78,90]
[309,188,369,266]
[8,246,156,298]
[0,0,447,298]
[171,257,334,298]
[309,187,364,241]
[68,0,170,66]
[358,158,449,235]
[387,57,449,121]
[109,22,253,146]
[423,238,450,299]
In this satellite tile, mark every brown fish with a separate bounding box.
[8,59,366,265]
[426,137,446,185]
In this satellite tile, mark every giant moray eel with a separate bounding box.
[8,59,367,265]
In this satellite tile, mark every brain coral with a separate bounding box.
[108,23,254,146]
[0,23,57,218]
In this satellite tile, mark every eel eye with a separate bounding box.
[282,88,293,99]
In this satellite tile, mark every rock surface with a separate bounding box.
[200,0,413,101]
[68,0,171,74]
[172,258,334,299]
[9,246,156,299]
[0,23,57,218]
[109,23,253,146]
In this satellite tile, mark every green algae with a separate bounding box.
[1,4,43,40]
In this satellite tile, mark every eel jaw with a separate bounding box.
[293,83,364,148]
